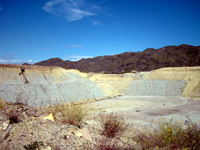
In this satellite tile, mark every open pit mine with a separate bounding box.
[0,64,200,106]
[0,64,200,149]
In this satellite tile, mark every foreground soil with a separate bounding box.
[0,96,199,150]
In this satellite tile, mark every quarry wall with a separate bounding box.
[0,79,105,106]
[124,80,186,96]
[0,65,199,106]
[140,67,200,99]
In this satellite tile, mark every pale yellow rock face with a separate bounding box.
[0,65,84,84]
[143,67,200,81]
[142,66,200,99]
[87,73,135,97]
[182,80,200,98]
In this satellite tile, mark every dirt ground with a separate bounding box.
[0,96,200,150]
[88,96,200,126]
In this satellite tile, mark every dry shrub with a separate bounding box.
[133,119,200,150]
[8,110,21,124]
[98,113,129,138]
[82,136,135,150]
[1,104,23,123]
[47,102,89,128]
[95,137,135,150]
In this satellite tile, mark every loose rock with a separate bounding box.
[2,120,10,131]
[74,128,93,143]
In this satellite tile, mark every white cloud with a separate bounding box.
[0,54,35,64]
[42,0,101,22]
[63,55,92,61]
[68,44,83,48]
[0,59,35,64]
[92,21,103,26]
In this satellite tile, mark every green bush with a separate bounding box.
[23,141,44,150]
[133,119,200,149]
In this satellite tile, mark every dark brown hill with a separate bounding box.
[34,44,200,73]
[35,57,64,66]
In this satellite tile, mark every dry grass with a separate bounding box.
[46,102,90,128]
[94,137,135,150]
[82,136,135,150]
[97,113,129,138]
[0,98,7,110]
[133,119,200,150]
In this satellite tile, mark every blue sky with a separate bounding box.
[0,0,200,64]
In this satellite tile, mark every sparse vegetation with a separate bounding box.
[93,137,135,150]
[8,110,21,124]
[23,141,44,150]
[47,102,90,128]
[1,100,200,150]
[133,119,200,150]
[98,113,129,138]
[0,98,7,110]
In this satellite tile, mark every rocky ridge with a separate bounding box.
[35,44,200,73]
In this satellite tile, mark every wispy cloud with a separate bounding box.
[0,6,3,11]
[68,44,83,48]
[92,20,103,26]
[0,59,35,64]
[0,55,35,64]
[42,0,102,22]
[63,55,92,61]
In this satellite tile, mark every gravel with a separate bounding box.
[0,79,105,106]
[124,80,186,96]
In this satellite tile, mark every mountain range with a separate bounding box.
[34,44,200,73]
